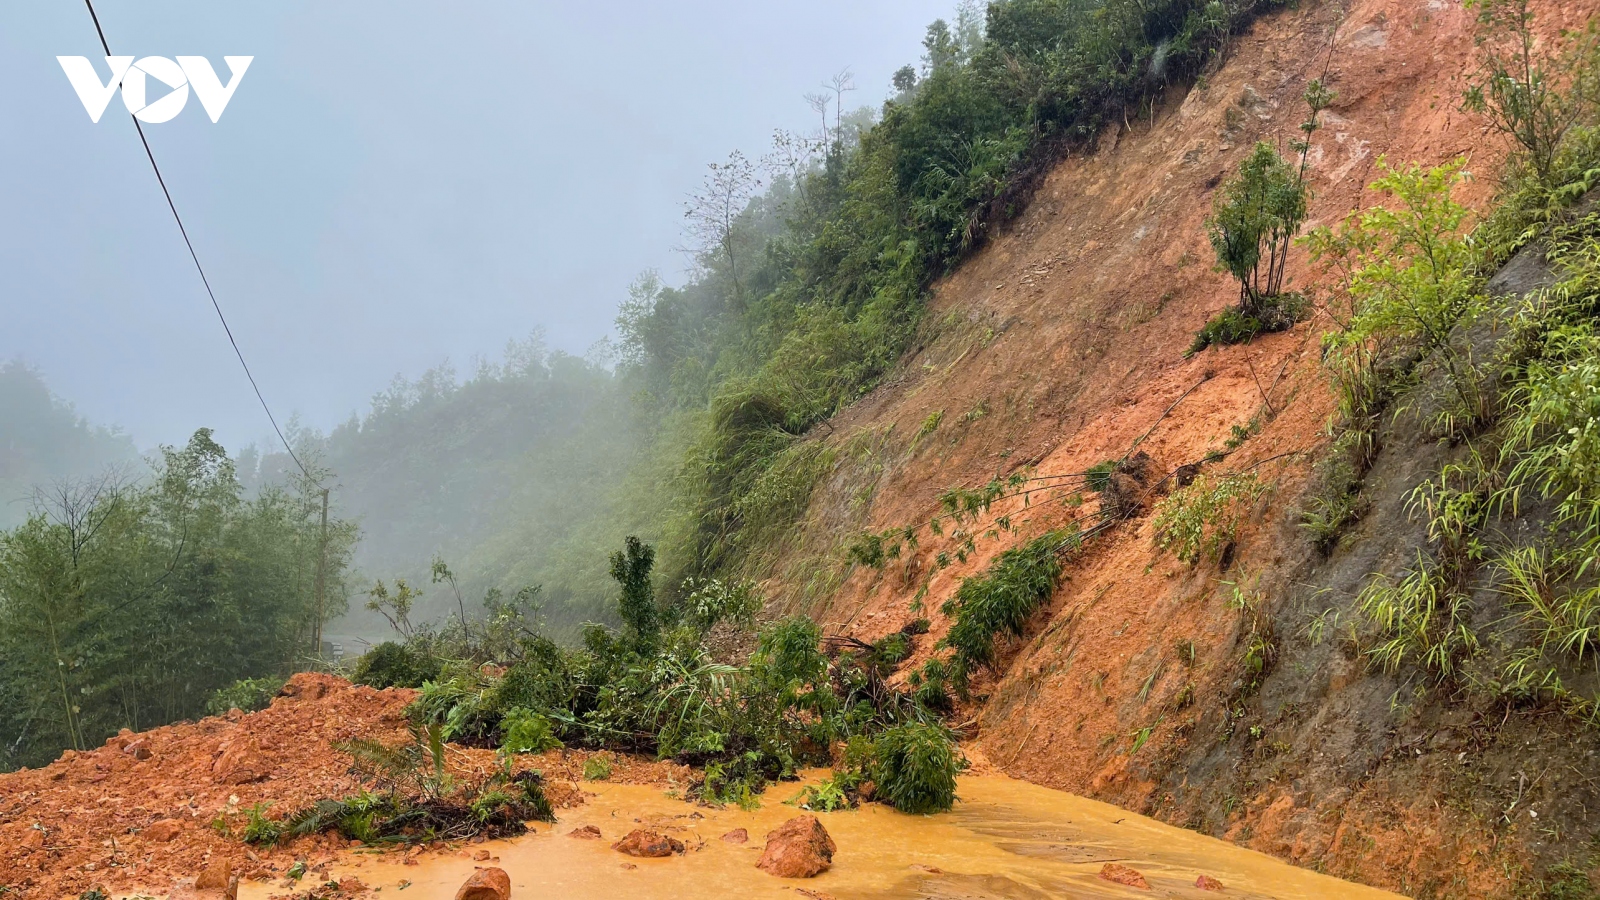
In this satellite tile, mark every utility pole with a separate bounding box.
[312,487,329,656]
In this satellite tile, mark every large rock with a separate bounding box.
[454,867,511,900]
[755,815,835,878]
[211,737,267,784]
[612,829,684,857]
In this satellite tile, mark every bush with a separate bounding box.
[205,676,286,716]
[866,722,962,814]
[352,641,443,690]
[1151,473,1267,565]
[940,530,1073,687]
[499,708,562,754]
[583,755,613,781]
[1188,295,1304,354]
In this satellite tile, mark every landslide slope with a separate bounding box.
[765,0,1600,895]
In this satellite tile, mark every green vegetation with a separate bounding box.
[1193,76,1332,352]
[205,676,288,717]
[344,535,962,814]
[1306,4,1600,727]
[242,724,556,846]
[940,529,1075,689]
[1151,473,1267,565]
[0,430,355,770]
[618,0,1293,593]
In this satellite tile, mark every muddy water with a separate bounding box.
[243,774,1401,900]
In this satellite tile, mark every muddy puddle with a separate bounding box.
[241,774,1402,899]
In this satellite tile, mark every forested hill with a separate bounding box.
[244,337,654,638]
[0,361,137,529]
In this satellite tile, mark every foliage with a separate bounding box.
[611,536,660,649]
[583,755,613,781]
[940,529,1073,688]
[499,708,563,754]
[1151,473,1267,565]
[862,722,962,814]
[352,641,443,689]
[1188,294,1306,353]
[274,725,555,845]
[679,576,763,632]
[621,0,1293,588]
[205,676,287,717]
[0,429,356,770]
[1464,0,1599,187]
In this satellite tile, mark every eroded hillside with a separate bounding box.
[769,0,1600,895]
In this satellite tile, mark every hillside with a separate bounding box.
[754,0,1600,895]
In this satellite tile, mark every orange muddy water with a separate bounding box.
[241,773,1403,900]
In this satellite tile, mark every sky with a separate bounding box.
[0,1,944,452]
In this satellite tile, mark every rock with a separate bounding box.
[568,825,603,839]
[123,738,153,760]
[612,829,684,858]
[721,828,749,844]
[280,672,330,701]
[474,849,491,861]
[454,867,511,900]
[1099,863,1149,889]
[339,877,369,893]
[756,816,835,878]
[1195,874,1225,891]
[195,859,235,893]
[212,737,268,784]
[144,819,184,842]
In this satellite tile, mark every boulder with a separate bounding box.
[144,819,184,842]
[454,867,511,900]
[721,828,749,844]
[211,737,267,785]
[612,829,684,858]
[169,859,238,900]
[1195,874,1225,891]
[756,816,835,878]
[1099,863,1149,889]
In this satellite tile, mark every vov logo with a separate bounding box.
[57,56,252,123]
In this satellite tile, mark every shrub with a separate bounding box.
[205,676,286,716]
[1152,473,1268,565]
[583,755,613,781]
[499,709,562,754]
[352,641,443,690]
[867,722,962,814]
[940,529,1074,687]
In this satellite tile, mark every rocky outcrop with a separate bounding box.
[755,816,835,878]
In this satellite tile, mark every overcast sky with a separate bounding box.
[0,1,942,451]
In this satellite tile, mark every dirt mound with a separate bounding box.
[0,673,688,897]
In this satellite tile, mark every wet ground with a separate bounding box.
[243,773,1403,899]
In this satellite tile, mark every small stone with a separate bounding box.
[568,825,603,839]
[756,816,835,878]
[474,849,491,861]
[144,819,184,842]
[338,877,369,893]
[613,829,684,858]
[1099,863,1149,889]
[1195,874,1225,891]
[721,828,749,844]
[453,867,511,900]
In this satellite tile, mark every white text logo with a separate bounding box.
[58,55,252,123]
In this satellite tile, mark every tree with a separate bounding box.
[609,535,658,648]
[1206,78,1333,315]
[1464,0,1599,187]
[683,151,761,310]
[824,68,856,138]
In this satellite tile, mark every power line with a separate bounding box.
[82,0,312,481]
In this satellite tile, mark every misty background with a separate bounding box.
[0,1,936,451]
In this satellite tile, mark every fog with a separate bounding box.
[0,0,937,452]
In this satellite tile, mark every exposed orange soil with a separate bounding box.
[0,674,689,898]
[771,0,1600,895]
